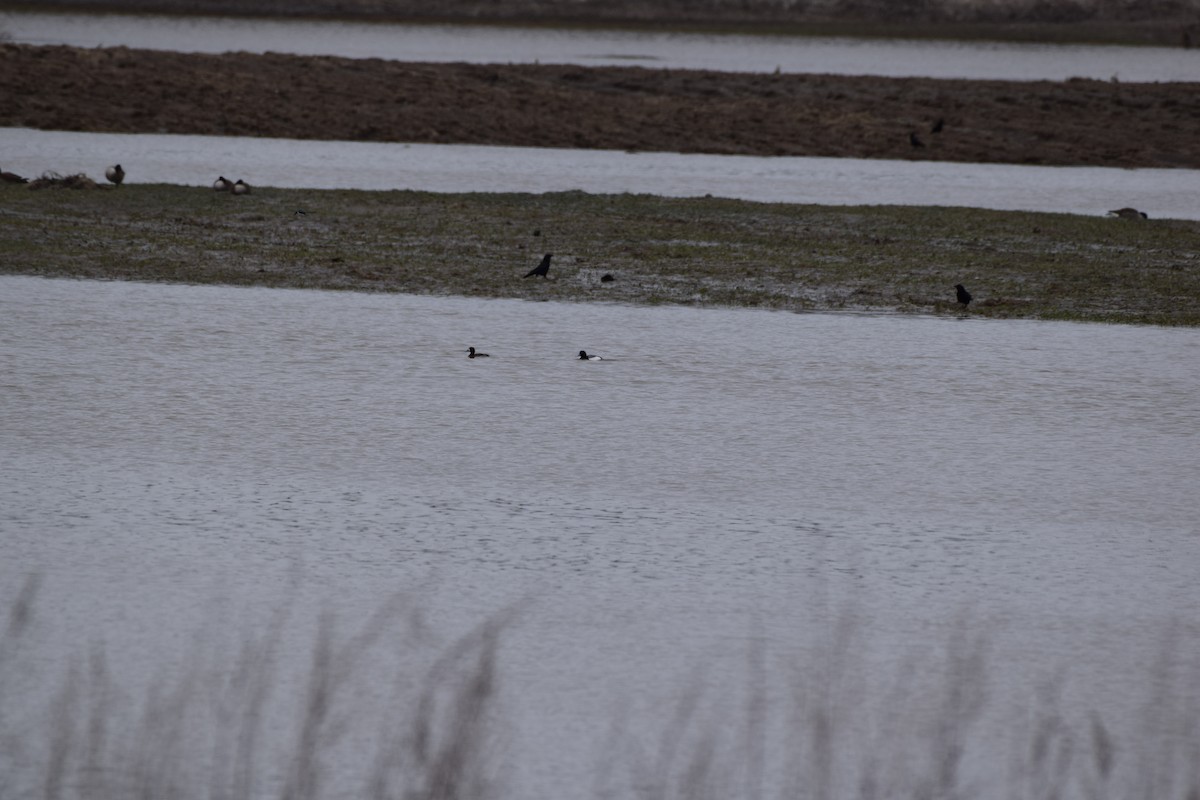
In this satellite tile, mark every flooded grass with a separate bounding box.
[3,183,1199,326]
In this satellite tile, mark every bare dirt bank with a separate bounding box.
[2,43,1197,168]
[8,0,1200,47]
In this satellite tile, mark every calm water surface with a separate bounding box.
[3,275,1200,796]
[6,11,1199,81]
[7,127,1199,219]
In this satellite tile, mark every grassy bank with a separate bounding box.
[3,183,1199,325]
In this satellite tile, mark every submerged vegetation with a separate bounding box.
[2,576,1199,799]
[3,183,1198,326]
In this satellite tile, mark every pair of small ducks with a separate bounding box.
[213,176,252,195]
[467,348,603,361]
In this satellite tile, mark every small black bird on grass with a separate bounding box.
[931,118,945,134]
[909,132,926,148]
[955,284,973,307]
[525,253,552,278]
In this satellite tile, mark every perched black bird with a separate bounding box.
[600,273,615,283]
[931,118,945,134]
[105,164,125,187]
[909,132,926,148]
[955,284,973,307]
[467,347,489,358]
[524,253,552,278]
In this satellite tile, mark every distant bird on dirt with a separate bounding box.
[105,164,125,187]
[1108,207,1148,219]
[466,347,489,358]
[579,350,603,361]
[213,176,232,192]
[909,132,926,148]
[955,284,973,307]
[600,273,615,283]
[232,179,252,195]
[524,253,552,278]
[1,167,29,184]
[931,118,945,134]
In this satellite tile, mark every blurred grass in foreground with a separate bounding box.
[3,576,1199,799]
[2,183,1199,326]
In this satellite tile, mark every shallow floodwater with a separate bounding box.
[5,11,1199,81]
[3,275,1200,797]
[7,127,1199,219]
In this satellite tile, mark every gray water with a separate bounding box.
[5,10,1199,81]
[3,275,1200,797]
[7,127,1199,219]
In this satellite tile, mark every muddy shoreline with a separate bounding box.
[7,0,1200,47]
[2,43,1198,169]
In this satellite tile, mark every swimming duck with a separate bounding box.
[467,347,490,358]
[579,350,603,361]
